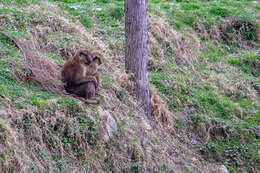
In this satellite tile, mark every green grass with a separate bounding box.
[153,0,258,44]
[56,0,124,40]
[150,44,259,171]
[0,32,54,108]
[228,52,260,77]
[57,97,83,113]
[0,0,38,6]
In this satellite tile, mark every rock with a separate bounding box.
[98,108,118,142]
[219,165,229,173]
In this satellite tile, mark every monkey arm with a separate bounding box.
[75,75,98,88]
[94,72,100,89]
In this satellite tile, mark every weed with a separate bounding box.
[190,114,205,124]
[78,116,98,145]
[159,162,167,171]
[132,162,141,173]
[209,7,230,17]
[96,0,110,3]
[181,3,200,11]
[127,110,134,117]
[0,152,7,160]
[109,7,124,20]
[228,52,260,77]
[57,97,82,113]
[101,74,112,89]
[115,90,124,101]
[80,15,92,28]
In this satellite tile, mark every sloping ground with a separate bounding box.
[0,1,224,172]
[0,0,259,173]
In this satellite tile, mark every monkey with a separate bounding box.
[61,49,102,104]
[84,50,103,90]
[61,48,98,88]
[71,50,102,103]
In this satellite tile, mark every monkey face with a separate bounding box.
[78,50,93,65]
[93,57,102,65]
[91,51,103,65]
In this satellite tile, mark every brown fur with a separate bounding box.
[61,49,102,104]
[61,48,97,87]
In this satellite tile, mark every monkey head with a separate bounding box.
[76,49,93,65]
[91,51,103,65]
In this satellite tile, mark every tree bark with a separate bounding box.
[125,0,151,117]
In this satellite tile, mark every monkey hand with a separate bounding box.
[77,76,98,87]
[89,77,98,89]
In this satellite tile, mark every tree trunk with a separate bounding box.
[125,0,151,117]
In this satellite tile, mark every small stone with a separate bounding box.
[142,120,152,130]
[219,165,229,173]
[98,108,118,142]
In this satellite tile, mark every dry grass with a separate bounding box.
[0,1,114,95]
[148,17,200,65]
[150,86,171,127]
[197,18,258,47]
[207,67,259,102]
[19,39,64,93]
[118,72,136,94]
[220,18,257,46]
[0,30,63,94]
[119,72,172,126]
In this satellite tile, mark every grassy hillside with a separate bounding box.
[0,0,259,172]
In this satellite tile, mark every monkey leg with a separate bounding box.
[84,82,100,104]
[94,72,100,90]
[65,82,100,104]
[75,75,98,88]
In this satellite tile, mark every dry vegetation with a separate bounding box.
[148,17,200,65]
[0,0,259,172]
